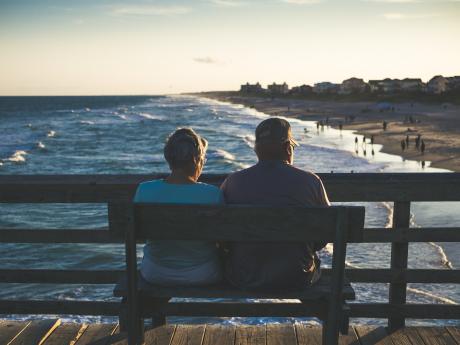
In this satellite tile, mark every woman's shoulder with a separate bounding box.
[194,182,221,194]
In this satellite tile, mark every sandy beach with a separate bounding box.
[198,92,460,172]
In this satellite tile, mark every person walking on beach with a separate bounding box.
[416,134,421,150]
[383,121,388,131]
[406,135,410,148]
[221,118,329,290]
[421,140,426,154]
[370,135,374,145]
[401,139,406,151]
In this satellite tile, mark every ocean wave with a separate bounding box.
[428,242,453,269]
[238,134,255,148]
[407,286,457,305]
[80,120,95,125]
[208,149,236,161]
[382,202,394,228]
[7,150,27,163]
[36,142,46,150]
[47,130,56,137]
[137,112,164,121]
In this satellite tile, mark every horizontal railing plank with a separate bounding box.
[349,303,460,319]
[1,268,458,284]
[0,300,120,316]
[2,227,458,243]
[1,173,460,202]
[362,228,460,243]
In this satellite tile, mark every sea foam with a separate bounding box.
[7,150,27,163]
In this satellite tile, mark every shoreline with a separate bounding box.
[196,92,460,172]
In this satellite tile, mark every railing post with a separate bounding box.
[388,201,411,331]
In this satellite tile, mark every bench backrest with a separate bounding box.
[110,204,365,242]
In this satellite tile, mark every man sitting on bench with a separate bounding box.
[221,118,330,290]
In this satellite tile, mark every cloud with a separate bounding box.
[209,0,246,6]
[281,0,322,4]
[193,57,220,64]
[382,12,438,19]
[111,5,190,16]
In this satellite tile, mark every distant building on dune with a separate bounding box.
[313,82,340,94]
[240,82,264,94]
[427,76,449,94]
[340,77,368,94]
[290,84,313,96]
[267,82,289,95]
[399,78,425,92]
[368,79,401,93]
[446,76,460,91]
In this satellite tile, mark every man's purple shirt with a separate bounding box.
[221,160,330,290]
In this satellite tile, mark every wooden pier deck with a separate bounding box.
[1,320,459,345]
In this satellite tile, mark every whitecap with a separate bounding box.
[208,149,236,161]
[47,130,56,137]
[138,112,164,121]
[84,107,91,112]
[428,242,453,269]
[80,120,95,125]
[37,142,46,149]
[407,286,458,305]
[7,150,27,163]
[118,115,128,120]
[238,134,255,148]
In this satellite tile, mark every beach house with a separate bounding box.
[240,82,264,94]
[427,75,449,94]
[340,77,368,94]
[290,84,313,96]
[313,82,340,94]
[267,82,289,95]
[447,76,460,91]
[368,79,401,93]
[399,78,425,92]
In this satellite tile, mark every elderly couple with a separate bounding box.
[134,117,330,291]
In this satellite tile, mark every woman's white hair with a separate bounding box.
[164,128,208,170]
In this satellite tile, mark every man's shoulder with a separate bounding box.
[286,165,322,182]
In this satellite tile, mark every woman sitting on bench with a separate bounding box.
[134,128,223,286]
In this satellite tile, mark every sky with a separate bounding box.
[0,0,459,95]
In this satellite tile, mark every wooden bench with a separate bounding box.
[113,203,365,345]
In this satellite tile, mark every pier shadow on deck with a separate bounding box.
[1,319,459,345]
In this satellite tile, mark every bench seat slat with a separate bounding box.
[114,275,355,300]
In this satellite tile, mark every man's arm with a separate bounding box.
[313,176,330,251]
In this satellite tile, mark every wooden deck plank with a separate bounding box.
[73,323,118,345]
[8,319,61,345]
[388,327,426,345]
[144,325,176,345]
[170,325,205,345]
[355,326,393,345]
[202,325,235,345]
[0,320,30,344]
[295,324,322,345]
[41,323,85,345]
[415,327,457,345]
[338,327,360,345]
[235,325,266,345]
[446,327,460,345]
[266,324,297,345]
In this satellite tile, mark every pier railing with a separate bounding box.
[0,173,459,330]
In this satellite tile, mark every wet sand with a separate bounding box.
[199,93,460,172]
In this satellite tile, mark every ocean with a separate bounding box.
[0,95,458,326]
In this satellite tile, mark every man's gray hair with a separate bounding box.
[164,128,208,169]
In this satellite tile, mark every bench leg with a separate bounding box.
[322,317,339,345]
[119,297,128,332]
[150,297,170,328]
[127,304,144,345]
